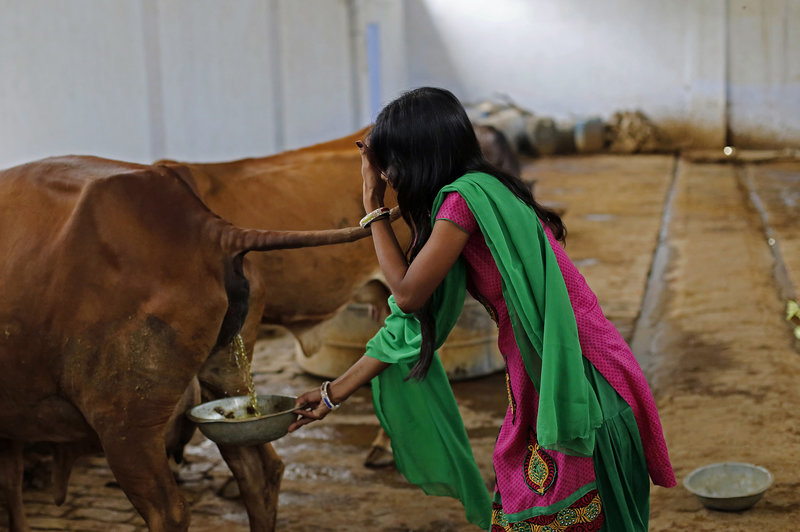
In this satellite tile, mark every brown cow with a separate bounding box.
[0,155,377,532]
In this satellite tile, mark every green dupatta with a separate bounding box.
[365,172,603,529]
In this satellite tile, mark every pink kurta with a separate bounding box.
[436,192,675,518]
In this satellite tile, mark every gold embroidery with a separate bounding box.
[491,490,603,531]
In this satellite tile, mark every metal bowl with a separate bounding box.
[186,395,299,446]
[683,462,773,511]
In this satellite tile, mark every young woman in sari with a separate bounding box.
[289,87,675,531]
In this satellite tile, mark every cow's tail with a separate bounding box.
[216,207,400,255]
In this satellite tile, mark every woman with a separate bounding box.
[289,87,675,531]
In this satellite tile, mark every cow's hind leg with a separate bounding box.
[101,431,190,532]
[217,443,283,532]
[0,439,29,532]
[199,307,284,531]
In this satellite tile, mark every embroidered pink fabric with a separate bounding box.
[436,192,675,514]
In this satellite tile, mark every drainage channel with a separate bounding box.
[629,154,681,378]
[736,164,797,303]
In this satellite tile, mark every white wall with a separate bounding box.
[0,1,153,167]
[405,0,800,148]
[276,1,356,150]
[153,0,282,161]
[728,0,800,147]
[1,0,797,170]
[0,0,408,169]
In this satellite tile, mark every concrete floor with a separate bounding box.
[4,152,800,531]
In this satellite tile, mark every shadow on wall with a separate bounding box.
[402,0,464,96]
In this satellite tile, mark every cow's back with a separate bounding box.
[0,157,111,278]
[177,128,407,325]
[0,156,225,327]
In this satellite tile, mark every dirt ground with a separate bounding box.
[4,152,800,531]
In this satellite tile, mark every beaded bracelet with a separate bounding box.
[359,206,391,229]
[320,380,340,410]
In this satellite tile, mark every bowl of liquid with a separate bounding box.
[186,395,299,446]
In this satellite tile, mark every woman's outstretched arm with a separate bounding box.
[289,355,389,432]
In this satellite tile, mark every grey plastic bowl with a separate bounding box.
[683,462,773,511]
[186,395,298,446]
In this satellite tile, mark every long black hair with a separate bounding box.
[369,87,566,380]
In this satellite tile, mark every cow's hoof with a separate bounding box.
[364,445,395,468]
[217,476,240,499]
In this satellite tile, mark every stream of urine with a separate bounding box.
[231,333,261,416]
